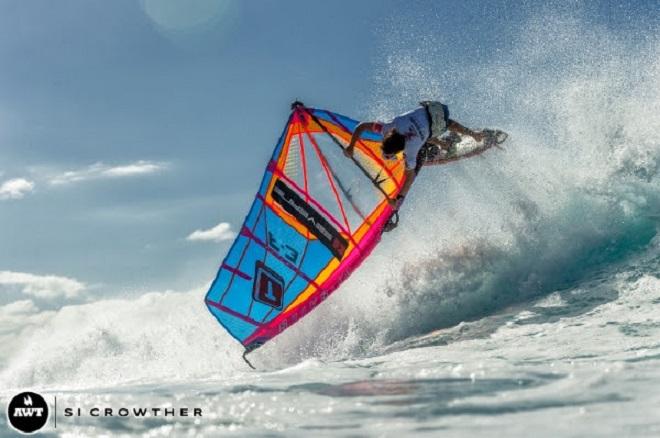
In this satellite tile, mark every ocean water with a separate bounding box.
[2,11,659,438]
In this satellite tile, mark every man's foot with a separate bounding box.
[445,131,461,144]
[382,219,398,232]
[382,211,399,232]
[473,132,486,143]
[438,133,461,158]
[482,129,508,147]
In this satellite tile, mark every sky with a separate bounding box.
[1,0,658,311]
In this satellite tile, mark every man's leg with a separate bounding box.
[447,120,484,142]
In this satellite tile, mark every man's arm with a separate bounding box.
[389,168,416,209]
[447,119,484,142]
[345,122,380,157]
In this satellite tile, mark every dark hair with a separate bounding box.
[382,131,405,155]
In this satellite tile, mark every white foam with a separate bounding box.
[0,288,248,390]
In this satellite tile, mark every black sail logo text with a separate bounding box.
[271,180,347,259]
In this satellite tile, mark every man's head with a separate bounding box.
[381,130,405,160]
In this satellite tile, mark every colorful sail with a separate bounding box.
[205,102,406,353]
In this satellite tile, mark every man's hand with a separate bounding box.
[388,195,404,210]
[346,122,382,159]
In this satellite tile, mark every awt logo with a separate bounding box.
[6,391,49,434]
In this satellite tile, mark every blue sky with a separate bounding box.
[1,0,657,308]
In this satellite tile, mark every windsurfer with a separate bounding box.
[345,101,488,225]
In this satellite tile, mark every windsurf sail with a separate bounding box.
[205,102,406,354]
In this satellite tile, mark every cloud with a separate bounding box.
[49,160,167,185]
[0,178,35,200]
[0,271,86,300]
[187,222,236,242]
[0,300,39,317]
